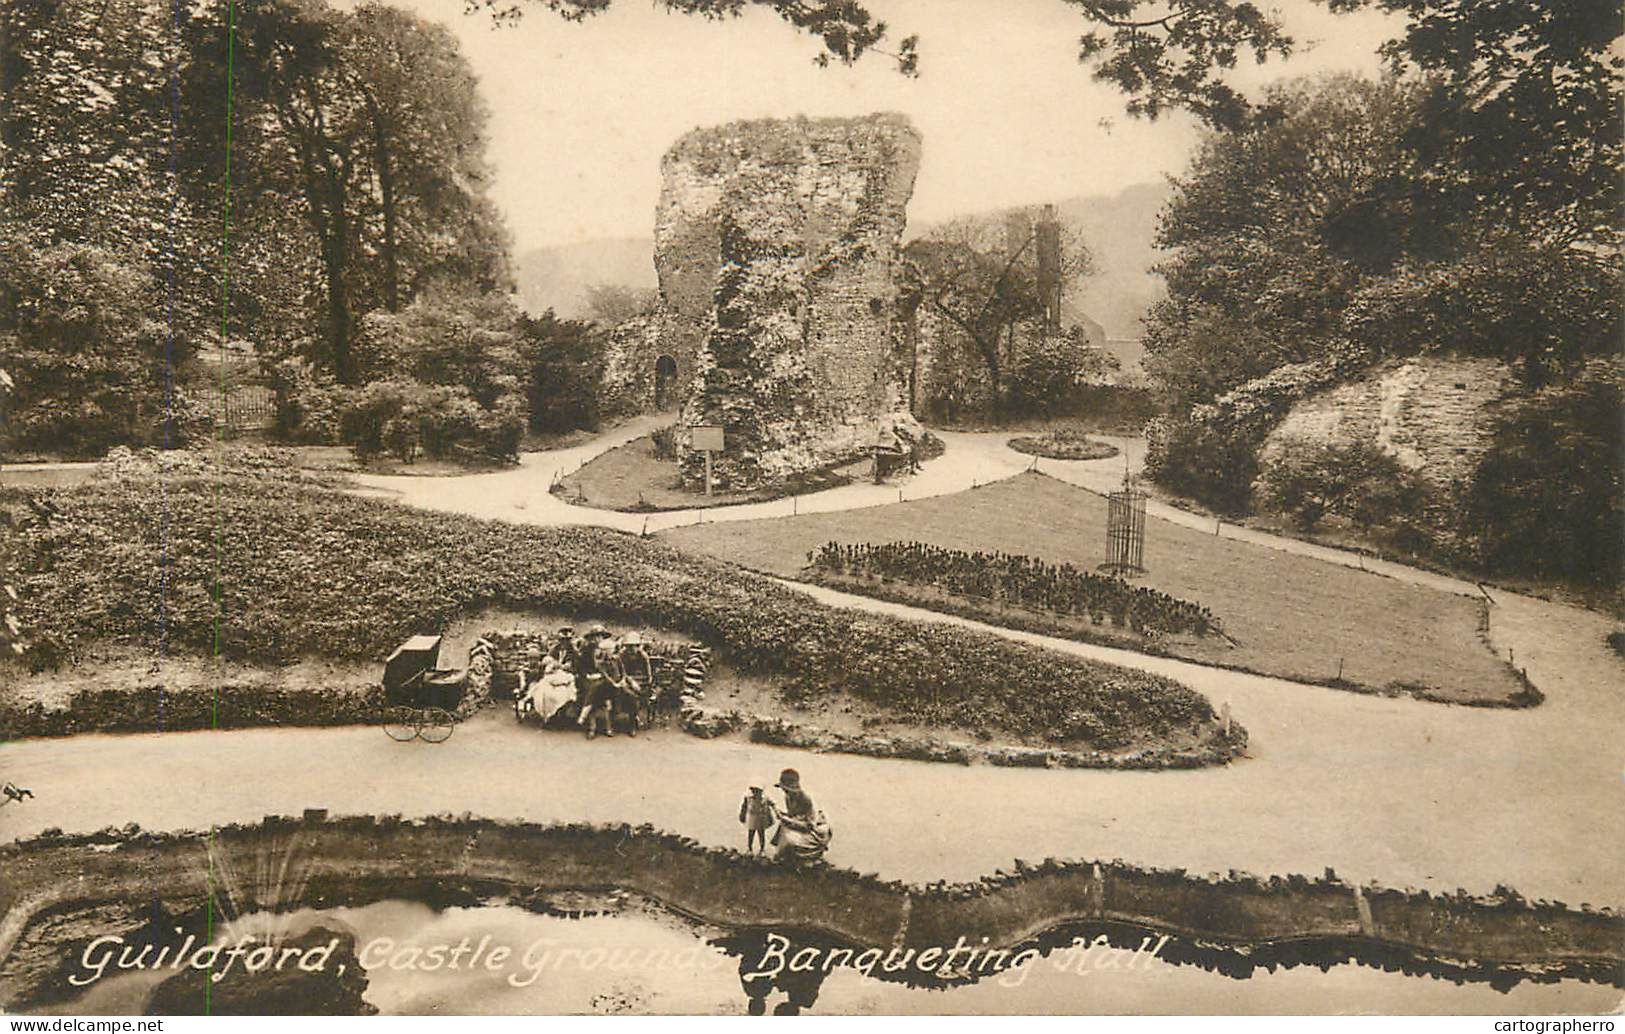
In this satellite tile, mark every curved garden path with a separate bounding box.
[3,424,1621,908]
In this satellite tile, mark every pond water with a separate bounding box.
[57,899,1622,1016]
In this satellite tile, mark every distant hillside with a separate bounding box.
[1054,181,1169,339]
[909,181,1171,340]
[513,236,656,320]
[513,182,1170,336]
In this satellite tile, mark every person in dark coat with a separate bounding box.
[581,674,615,739]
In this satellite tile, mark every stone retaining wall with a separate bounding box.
[3,817,1618,1010]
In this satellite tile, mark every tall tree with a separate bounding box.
[229,0,510,382]
[343,4,510,312]
[903,217,1093,420]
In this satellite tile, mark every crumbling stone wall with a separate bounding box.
[653,114,923,488]
[598,315,665,420]
[1259,356,1522,502]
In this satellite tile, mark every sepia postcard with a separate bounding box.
[0,0,1620,1021]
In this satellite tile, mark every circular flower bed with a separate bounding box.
[1007,432,1120,462]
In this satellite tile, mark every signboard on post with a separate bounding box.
[690,424,724,496]
[690,425,724,452]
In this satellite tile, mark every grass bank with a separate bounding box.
[2,461,1237,761]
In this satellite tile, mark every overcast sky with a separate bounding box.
[379,0,1402,254]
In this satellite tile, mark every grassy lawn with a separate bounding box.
[552,434,868,512]
[660,472,1526,704]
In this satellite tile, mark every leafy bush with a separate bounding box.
[0,233,209,455]
[1144,345,1372,513]
[1143,416,1261,515]
[268,356,343,445]
[650,423,679,461]
[518,311,605,434]
[1004,327,1118,418]
[337,379,522,463]
[1464,362,1622,585]
[1254,441,1427,533]
[7,471,1230,753]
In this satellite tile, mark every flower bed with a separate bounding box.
[1006,431,1120,462]
[809,541,1219,637]
[4,461,1237,757]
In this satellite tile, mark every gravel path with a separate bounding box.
[5,425,1620,907]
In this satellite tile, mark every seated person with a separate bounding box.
[580,673,615,739]
[548,626,579,668]
[617,632,657,725]
[523,656,578,725]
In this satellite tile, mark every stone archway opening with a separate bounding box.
[654,354,679,410]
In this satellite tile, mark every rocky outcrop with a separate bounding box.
[1259,356,1522,502]
[652,114,923,488]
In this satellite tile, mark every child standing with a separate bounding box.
[739,786,778,855]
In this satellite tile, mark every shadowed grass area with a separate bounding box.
[660,473,1528,705]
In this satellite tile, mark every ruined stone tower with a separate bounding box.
[652,113,923,489]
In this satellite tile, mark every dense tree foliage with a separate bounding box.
[903,218,1097,421]
[228,0,511,381]
[0,228,210,455]
[0,0,511,457]
[583,283,658,326]
[337,287,528,461]
[1465,362,1623,587]
[1143,73,1621,409]
[481,0,918,74]
[516,311,607,434]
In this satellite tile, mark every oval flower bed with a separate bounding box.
[1007,430,1120,462]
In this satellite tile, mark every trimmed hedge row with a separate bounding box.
[6,467,1235,754]
[0,684,379,739]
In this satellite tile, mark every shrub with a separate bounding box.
[1254,441,1427,533]
[0,234,205,456]
[6,470,1233,754]
[809,541,1219,637]
[1144,416,1260,514]
[268,357,343,445]
[1004,327,1117,418]
[518,311,605,434]
[650,423,679,461]
[1464,361,1622,585]
[337,379,521,464]
[1144,344,1373,513]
